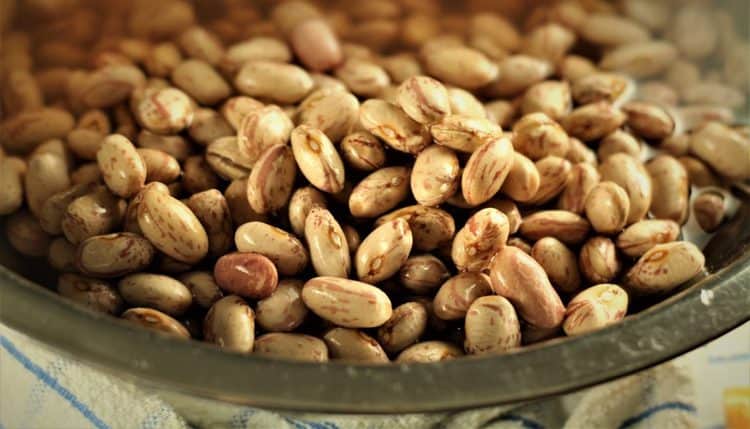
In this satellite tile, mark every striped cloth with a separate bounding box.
[1,323,747,429]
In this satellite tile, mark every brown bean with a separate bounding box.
[6,211,52,257]
[58,273,124,315]
[214,252,278,300]
[399,254,450,295]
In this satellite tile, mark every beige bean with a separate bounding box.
[296,88,359,143]
[410,145,459,206]
[485,100,517,128]
[423,46,498,90]
[566,137,598,166]
[562,102,626,142]
[625,242,705,295]
[598,130,641,161]
[527,156,572,205]
[254,333,328,362]
[178,26,225,65]
[690,122,750,182]
[580,236,621,284]
[521,81,571,121]
[118,273,192,316]
[171,60,231,106]
[224,178,267,226]
[289,186,327,237]
[558,163,600,215]
[58,273,124,315]
[137,148,181,183]
[681,82,745,110]
[396,341,463,363]
[48,237,77,272]
[636,81,679,106]
[356,218,412,284]
[483,55,553,98]
[646,156,689,224]
[599,153,653,224]
[522,22,576,63]
[621,101,674,140]
[24,152,71,218]
[580,14,650,47]
[32,139,74,172]
[378,302,428,354]
[181,155,220,195]
[376,205,455,252]
[359,99,430,154]
[349,166,410,218]
[381,53,422,84]
[520,210,590,245]
[134,87,194,135]
[137,183,208,264]
[469,12,520,51]
[186,189,233,257]
[563,284,628,336]
[204,295,255,352]
[235,222,308,276]
[693,191,726,233]
[188,108,233,146]
[73,65,146,109]
[291,125,345,194]
[398,254,450,295]
[433,273,492,321]
[288,18,343,72]
[302,277,392,328]
[178,271,223,309]
[334,58,390,97]
[571,73,631,105]
[616,219,680,258]
[246,144,297,214]
[62,187,125,244]
[96,134,146,198]
[340,132,386,172]
[500,152,541,203]
[464,295,521,355]
[304,207,350,278]
[137,130,192,161]
[531,237,581,294]
[584,181,630,234]
[76,233,154,278]
[255,279,307,332]
[678,105,735,133]
[144,42,183,78]
[452,208,509,272]
[323,328,389,363]
[396,75,451,125]
[512,112,569,160]
[621,0,669,31]
[659,134,690,158]
[222,37,292,75]
[220,96,263,131]
[2,69,43,115]
[678,156,721,188]
[235,61,313,104]
[446,87,486,119]
[205,137,253,180]
[6,211,52,257]
[489,246,565,329]
[461,137,515,206]
[122,307,190,338]
[0,158,24,215]
[599,41,677,78]
[430,114,503,154]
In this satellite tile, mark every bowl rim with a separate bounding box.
[1,211,750,414]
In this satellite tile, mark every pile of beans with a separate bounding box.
[1,0,748,364]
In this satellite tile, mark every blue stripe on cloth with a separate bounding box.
[0,335,111,429]
[229,408,257,429]
[483,414,544,429]
[0,419,6,429]
[23,357,70,423]
[617,402,696,429]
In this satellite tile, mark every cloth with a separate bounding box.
[1,323,748,429]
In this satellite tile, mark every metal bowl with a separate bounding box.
[1,202,748,414]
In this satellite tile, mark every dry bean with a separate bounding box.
[483,55,553,98]
[512,112,569,160]
[323,328,389,363]
[690,122,750,182]
[527,156,572,205]
[214,252,278,300]
[359,99,430,154]
[646,156,689,224]
[145,42,183,78]
[559,55,597,82]
[123,307,190,338]
[6,211,52,257]
[2,70,43,115]
[356,218,412,284]
[137,130,192,161]
[246,144,297,214]
[396,76,451,125]
[621,102,674,140]
[659,134,690,158]
[178,26,225,65]
[222,38,292,74]
[97,134,147,198]
[376,205,455,252]
[254,333,328,362]
[76,233,154,278]
[616,219,680,258]
[289,186,327,237]
[558,163,600,215]
[172,60,231,105]
[396,341,463,363]
[58,273,124,315]
[137,148,181,184]
[188,108,233,145]
[349,167,410,218]
[48,237,77,272]
[181,155,220,195]
[24,152,71,218]
[179,271,223,309]
[410,145,459,206]
[521,23,576,63]
[305,207,350,278]
[378,302,428,354]
[599,153,653,224]
[186,189,233,257]
[334,58,390,98]
[381,53,422,85]
[693,191,726,233]
[431,115,503,154]
[500,153,541,203]
[579,237,621,284]
[599,41,677,78]
[62,187,126,244]
[118,273,192,316]
[460,137,514,206]
[224,178,267,226]
[566,137,597,166]
[296,88,360,143]
[625,242,705,295]
[571,73,631,106]
[399,254,450,295]
[446,88,486,119]
[235,222,308,276]
[678,105,735,132]
[598,130,641,161]
[291,125,346,194]
[484,100,517,128]
[221,96,263,131]
[235,61,313,104]
[204,295,255,352]
[340,132,387,172]
[205,137,253,180]
[681,82,745,110]
[580,14,649,47]
[464,295,521,355]
[521,81,571,121]
[562,102,626,142]
[452,208,509,272]
[520,210,590,245]
[637,81,679,106]
[288,18,343,72]
[74,65,146,109]
[134,87,194,134]
[423,46,498,90]
[584,182,630,234]
[677,156,721,188]
[531,237,581,294]
[563,284,628,336]
[433,273,492,321]
[0,159,25,215]
[302,277,392,328]
[255,280,307,332]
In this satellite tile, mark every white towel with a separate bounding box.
[1,322,747,429]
